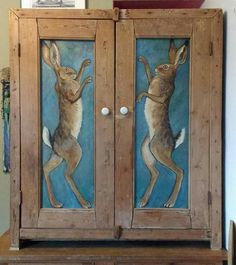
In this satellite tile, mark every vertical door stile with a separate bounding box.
[115,20,135,229]
[190,18,212,229]
[95,20,115,229]
[20,18,40,228]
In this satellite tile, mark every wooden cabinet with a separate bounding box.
[10,8,223,251]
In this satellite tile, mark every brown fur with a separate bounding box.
[42,41,92,208]
[137,40,188,208]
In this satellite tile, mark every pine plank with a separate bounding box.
[38,19,97,39]
[190,18,212,229]
[37,209,96,229]
[0,231,228,264]
[120,8,221,19]
[134,18,193,37]
[12,8,114,19]
[132,209,191,228]
[210,10,223,250]
[20,18,40,228]
[115,20,135,229]
[9,10,20,250]
[95,20,115,229]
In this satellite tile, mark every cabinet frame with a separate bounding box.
[10,8,223,250]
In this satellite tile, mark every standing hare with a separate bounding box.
[137,40,188,208]
[42,41,92,209]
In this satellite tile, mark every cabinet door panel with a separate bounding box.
[115,15,219,240]
[20,18,115,236]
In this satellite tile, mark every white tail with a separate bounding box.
[43,126,52,148]
[175,128,185,149]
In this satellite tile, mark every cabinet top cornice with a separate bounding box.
[10,8,222,20]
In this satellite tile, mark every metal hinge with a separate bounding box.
[209,41,213,56]
[208,191,212,205]
[18,43,21,57]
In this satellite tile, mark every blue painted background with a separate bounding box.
[135,39,190,209]
[41,40,94,209]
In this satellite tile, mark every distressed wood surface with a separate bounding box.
[37,209,96,229]
[12,8,114,19]
[210,10,223,250]
[132,209,191,228]
[0,232,227,264]
[20,228,115,240]
[9,10,20,250]
[190,18,211,230]
[9,263,92,265]
[19,228,210,241]
[95,20,115,229]
[20,18,40,228]
[120,8,221,19]
[115,20,135,229]
[134,18,193,37]
[38,19,97,39]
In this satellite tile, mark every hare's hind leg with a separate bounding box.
[150,140,183,208]
[61,141,91,209]
[43,153,63,208]
[139,136,159,208]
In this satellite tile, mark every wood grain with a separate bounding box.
[38,19,97,39]
[190,18,212,229]
[134,18,193,37]
[20,228,114,240]
[37,209,96,229]
[120,228,210,241]
[132,209,191,228]
[210,10,223,250]
[12,8,114,19]
[0,232,228,264]
[115,20,135,229]
[95,20,115,229]
[120,8,221,19]
[9,10,20,250]
[20,18,40,228]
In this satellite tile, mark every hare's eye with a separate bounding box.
[162,64,169,70]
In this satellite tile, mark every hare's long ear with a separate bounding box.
[42,41,54,68]
[49,42,61,70]
[174,41,188,67]
[169,39,177,64]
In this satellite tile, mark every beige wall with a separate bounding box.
[0,0,112,236]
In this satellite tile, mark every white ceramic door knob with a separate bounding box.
[120,106,129,115]
[101,107,110,116]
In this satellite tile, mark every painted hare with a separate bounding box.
[42,41,92,208]
[137,40,188,208]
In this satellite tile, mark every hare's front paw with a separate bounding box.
[83,59,91,67]
[85,76,92,84]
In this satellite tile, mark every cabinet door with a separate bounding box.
[115,11,222,245]
[19,18,115,239]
